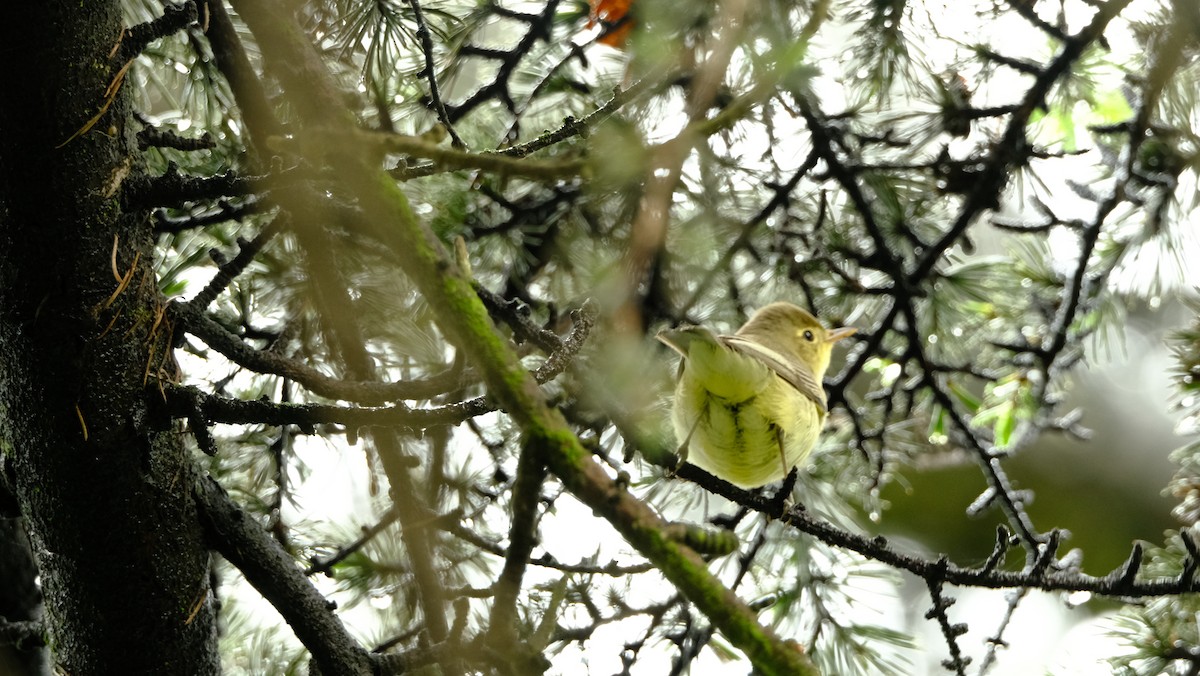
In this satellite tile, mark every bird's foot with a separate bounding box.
[665,443,689,479]
[766,467,799,519]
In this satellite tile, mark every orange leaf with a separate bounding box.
[588,0,635,48]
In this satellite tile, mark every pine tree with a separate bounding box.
[2,0,1200,674]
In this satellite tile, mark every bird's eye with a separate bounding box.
[803,330,814,341]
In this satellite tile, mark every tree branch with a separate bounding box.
[121,1,198,61]
[193,473,374,674]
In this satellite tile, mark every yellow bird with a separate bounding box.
[657,302,856,488]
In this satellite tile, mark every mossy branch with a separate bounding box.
[230,0,818,672]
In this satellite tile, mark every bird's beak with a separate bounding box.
[827,326,857,343]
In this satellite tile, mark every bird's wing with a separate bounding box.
[661,325,789,404]
[657,325,721,380]
[656,325,721,357]
[720,335,828,412]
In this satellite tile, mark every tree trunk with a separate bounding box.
[0,511,45,676]
[0,4,220,673]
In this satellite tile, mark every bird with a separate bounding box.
[657,302,856,488]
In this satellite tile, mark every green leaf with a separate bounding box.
[946,379,981,413]
[1089,88,1134,126]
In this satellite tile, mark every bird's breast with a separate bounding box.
[672,371,825,488]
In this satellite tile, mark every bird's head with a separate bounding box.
[735,302,856,379]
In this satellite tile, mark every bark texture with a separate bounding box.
[0,4,219,673]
